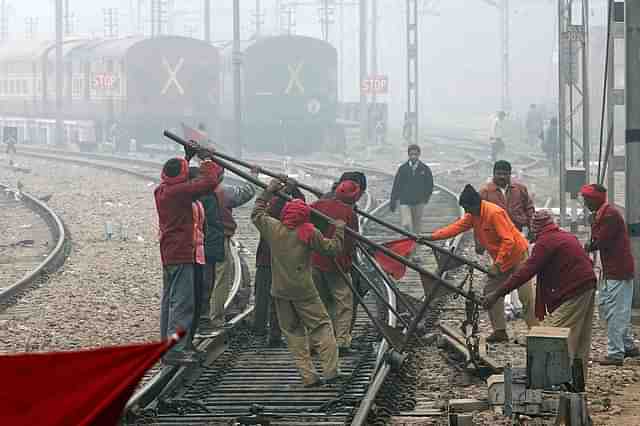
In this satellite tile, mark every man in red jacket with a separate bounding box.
[311,180,361,354]
[581,184,639,366]
[483,210,597,379]
[154,147,222,365]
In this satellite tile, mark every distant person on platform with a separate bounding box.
[420,184,536,343]
[525,104,543,148]
[479,160,538,328]
[490,111,507,163]
[252,179,345,388]
[581,184,640,366]
[390,144,434,241]
[542,117,559,176]
[483,210,597,380]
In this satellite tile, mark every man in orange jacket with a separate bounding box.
[420,184,537,342]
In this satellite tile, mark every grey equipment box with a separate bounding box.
[526,327,571,389]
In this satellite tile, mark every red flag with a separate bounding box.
[0,332,182,426]
[373,238,417,280]
[181,122,207,143]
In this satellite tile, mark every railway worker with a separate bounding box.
[154,145,223,365]
[187,167,225,339]
[482,210,597,379]
[390,144,434,240]
[311,179,362,355]
[420,184,532,343]
[479,160,538,329]
[323,171,367,201]
[580,184,639,366]
[252,178,345,388]
[490,111,507,163]
[525,104,543,149]
[253,182,306,346]
[210,175,257,329]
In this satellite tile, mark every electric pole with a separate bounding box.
[371,0,377,115]
[204,0,210,42]
[500,0,510,112]
[359,0,367,146]
[25,17,37,40]
[253,0,263,38]
[103,8,119,38]
[151,0,168,37]
[406,0,419,147]
[625,1,640,305]
[55,0,64,145]
[233,0,242,157]
[0,0,8,43]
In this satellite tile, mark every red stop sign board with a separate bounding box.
[361,75,388,94]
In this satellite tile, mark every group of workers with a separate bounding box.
[154,141,636,385]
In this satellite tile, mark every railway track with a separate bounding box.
[0,181,68,309]
[9,144,546,425]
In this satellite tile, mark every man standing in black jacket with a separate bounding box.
[390,144,434,235]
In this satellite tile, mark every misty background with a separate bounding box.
[2,0,611,132]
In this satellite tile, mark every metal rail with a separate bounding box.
[0,183,68,305]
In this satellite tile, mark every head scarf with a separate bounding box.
[339,171,367,193]
[580,184,606,207]
[161,158,189,185]
[493,160,512,173]
[459,184,481,208]
[280,199,315,244]
[530,210,558,235]
[335,181,361,204]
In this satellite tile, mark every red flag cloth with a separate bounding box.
[181,122,208,143]
[0,332,181,426]
[373,238,417,280]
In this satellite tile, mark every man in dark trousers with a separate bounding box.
[581,184,639,366]
[154,146,223,365]
[253,183,306,346]
[390,144,434,237]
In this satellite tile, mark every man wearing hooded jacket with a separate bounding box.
[311,180,362,354]
[154,146,222,364]
[252,179,345,388]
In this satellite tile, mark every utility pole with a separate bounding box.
[151,0,168,37]
[64,0,71,36]
[0,0,8,43]
[371,0,377,118]
[253,0,263,38]
[406,0,419,146]
[606,1,615,204]
[233,0,242,158]
[557,0,590,228]
[280,3,296,35]
[359,0,367,146]
[319,0,334,42]
[103,8,119,38]
[499,0,510,112]
[55,0,64,145]
[204,0,210,42]
[625,1,640,306]
[25,17,38,40]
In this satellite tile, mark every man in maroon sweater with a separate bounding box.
[154,148,222,364]
[581,184,639,365]
[483,210,596,379]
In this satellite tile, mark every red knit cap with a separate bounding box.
[580,184,606,206]
[280,199,315,244]
[335,181,361,203]
[530,210,556,235]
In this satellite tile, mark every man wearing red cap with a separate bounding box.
[483,210,597,379]
[252,179,346,387]
[311,179,362,355]
[155,145,223,365]
[580,184,639,366]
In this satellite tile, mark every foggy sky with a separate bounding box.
[4,0,609,130]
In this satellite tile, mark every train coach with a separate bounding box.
[0,36,220,152]
[220,35,340,154]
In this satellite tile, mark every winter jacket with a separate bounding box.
[154,160,221,266]
[215,183,256,237]
[390,160,434,207]
[200,193,225,264]
[589,203,635,280]
[498,224,597,320]
[479,182,535,231]
[252,190,344,301]
[310,198,359,272]
[192,201,206,265]
[432,201,528,273]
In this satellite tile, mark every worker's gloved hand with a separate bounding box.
[481,291,501,310]
[389,201,397,213]
[416,233,433,244]
[184,142,198,161]
[266,178,285,193]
